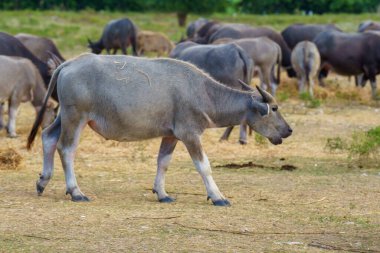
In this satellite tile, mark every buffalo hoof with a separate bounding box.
[36,181,45,196]
[159,196,176,203]
[71,195,90,202]
[212,199,231,207]
[7,134,18,138]
[239,139,247,145]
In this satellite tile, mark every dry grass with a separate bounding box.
[0,148,22,170]
[0,10,379,252]
[0,84,379,252]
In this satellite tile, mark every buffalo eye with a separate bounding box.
[272,105,278,112]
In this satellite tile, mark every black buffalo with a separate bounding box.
[88,18,138,55]
[314,30,380,99]
[0,32,57,101]
[281,24,341,49]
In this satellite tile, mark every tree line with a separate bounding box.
[1,0,379,14]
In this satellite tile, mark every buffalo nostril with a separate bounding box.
[288,128,293,133]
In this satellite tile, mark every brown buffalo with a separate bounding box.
[137,31,174,57]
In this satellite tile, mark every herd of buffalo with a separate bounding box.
[0,16,379,206]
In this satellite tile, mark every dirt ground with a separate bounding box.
[0,76,379,252]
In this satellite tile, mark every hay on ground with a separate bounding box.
[0,148,22,170]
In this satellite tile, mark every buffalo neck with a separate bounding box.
[203,79,254,128]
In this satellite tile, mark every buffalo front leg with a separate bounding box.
[370,78,378,100]
[239,124,248,145]
[36,114,62,195]
[0,102,4,130]
[182,135,230,206]
[57,111,88,202]
[153,136,178,203]
[6,98,20,138]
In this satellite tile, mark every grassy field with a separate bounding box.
[0,11,380,252]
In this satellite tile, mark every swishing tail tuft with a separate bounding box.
[27,64,64,150]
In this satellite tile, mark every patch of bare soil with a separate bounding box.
[0,76,379,252]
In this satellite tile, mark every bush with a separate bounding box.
[349,126,380,157]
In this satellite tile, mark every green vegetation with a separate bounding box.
[1,10,380,58]
[1,0,379,14]
[299,92,322,108]
[349,126,380,157]
[326,126,380,158]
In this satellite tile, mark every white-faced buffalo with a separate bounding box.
[358,20,380,33]
[170,42,254,144]
[27,54,292,206]
[281,24,341,50]
[15,33,65,63]
[88,18,138,55]
[0,32,56,100]
[213,37,282,95]
[207,24,293,77]
[291,41,321,97]
[137,31,174,57]
[314,30,380,99]
[0,56,55,137]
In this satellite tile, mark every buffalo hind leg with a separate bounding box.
[57,111,88,202]
[219,126,234,141]
[36,114,62,195]
[182,135,230,206]
[153,136,178,203]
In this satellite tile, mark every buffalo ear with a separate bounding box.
[250,99,270,116]
[256,85,274,103]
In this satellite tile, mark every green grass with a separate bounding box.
[1,10,380,58]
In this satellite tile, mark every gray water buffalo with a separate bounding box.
[15,33,65,63]
[358,20,380,32]
[0,32,56,100]
[27,53,292,206]
[207,24,293,77]
[314,30,380,99]
[186,18,209,39]
[0,56,55,137]
[137,31,174,57]
[291,41,321,97]
[88,18,138,55]
[281,24,341,50]
[213,37,282,95]
[170,42,254,144]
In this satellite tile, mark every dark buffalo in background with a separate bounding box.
[186,18,209,40]
[207,23,294,77]
[88,18,138,55]
[314,30,380,99]
[15,33,65,63]
[171,42,254,144]
[191,21,221,44]
[0,32,57,101]
[281,24,342,49]
[358,20,380,32]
